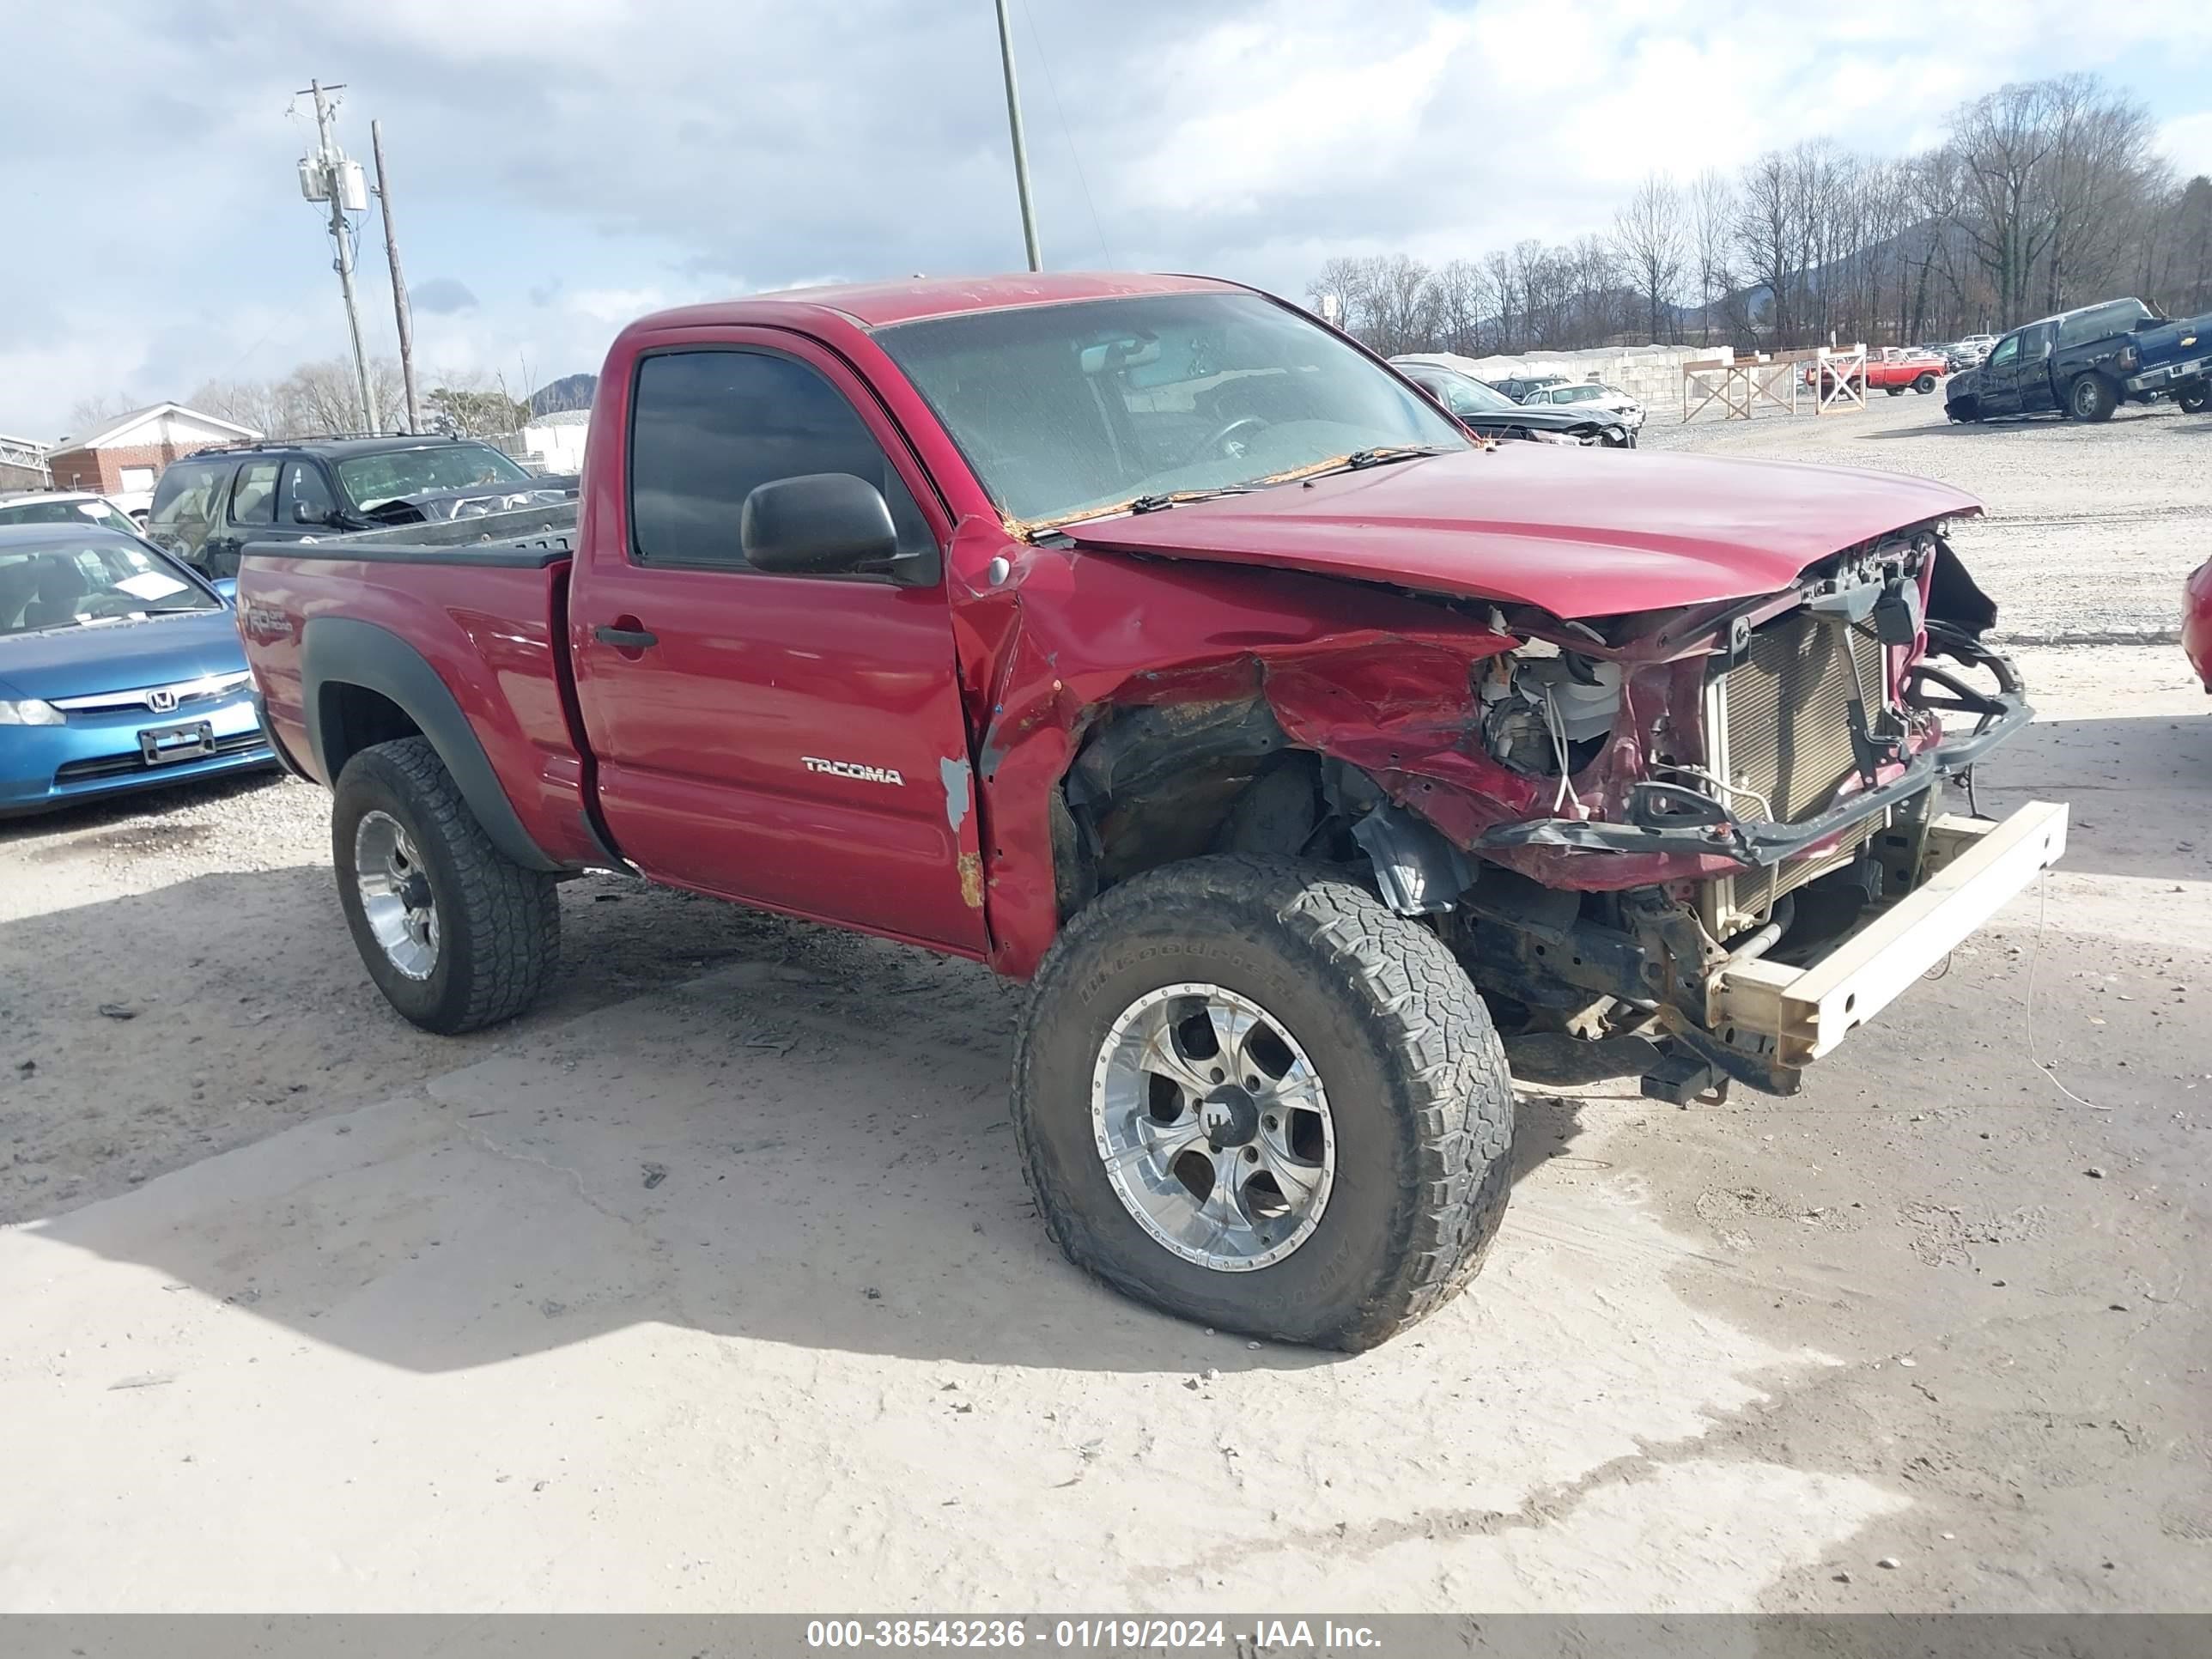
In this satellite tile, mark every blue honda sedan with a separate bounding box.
[0,524,273,815]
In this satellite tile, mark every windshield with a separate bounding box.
[0,537,215,636]
[335,443,531,510]
[1557,385,1606,403]
[876,292,1468,528]
[0,497,140,536]
[1405,365,1519,415]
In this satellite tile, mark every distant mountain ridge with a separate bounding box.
[528,374,597,416]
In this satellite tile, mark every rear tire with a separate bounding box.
[2068,374,2118,422]
[1012,855,1516,1350]
[331,737,560,1035]
[2178,383,2208,414]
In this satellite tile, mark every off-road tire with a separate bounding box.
[2068,373,2118,422]
[1011,855,1516,1350]
[331,736,559,1035]
[1914,373,1938,394]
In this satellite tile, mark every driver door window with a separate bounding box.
[1987,336,2019,370]
[280,461,337,526]
[628,349,932,570]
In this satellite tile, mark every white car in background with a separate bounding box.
[0,489,148,535]
[1518,380,1646,430]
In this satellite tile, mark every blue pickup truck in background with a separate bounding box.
[1946,295,2210,423]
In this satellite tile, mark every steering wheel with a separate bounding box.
[1184,416,1271,467]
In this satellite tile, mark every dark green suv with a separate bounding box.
[145,435,574,578]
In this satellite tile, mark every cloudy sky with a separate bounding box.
[7,0,2210,439]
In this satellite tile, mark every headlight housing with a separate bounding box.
[0,698,64,726]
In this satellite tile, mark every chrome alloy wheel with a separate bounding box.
[355,810,440,981]
[1090,983,1335,1272]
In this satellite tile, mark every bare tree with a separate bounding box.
[1428,258,1487,356]
[1362,255,1438,356]
[2166,174,2212,314]
[187,378,285,437]
[1687,168,1734,344]
[1481,247,1518,352]
[1569,234,1623,343]
[2038,75,2160,314]
[1308,255,1378,336]
[1735,149,1800,345]
[65,392,135,435]
[1946,80,2064,327]
[1302,69,2195,362]
[1614,172,1686,343]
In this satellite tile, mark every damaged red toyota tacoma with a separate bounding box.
[237,273,2066,1349]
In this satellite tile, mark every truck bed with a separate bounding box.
[247,500,580,565]
[2124,311,2212,400]
[238,506,599,871]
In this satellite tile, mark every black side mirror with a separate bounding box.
[292,500,328,526]
[741,472,934,584]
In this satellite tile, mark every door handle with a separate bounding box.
[594,623,659,649]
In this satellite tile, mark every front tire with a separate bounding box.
[2069,374,2118,422]
[1012,856,1516,1350]
[1914,374,1937,394]
[331,737,560,1034]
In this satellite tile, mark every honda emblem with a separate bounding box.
[147,689,178,714]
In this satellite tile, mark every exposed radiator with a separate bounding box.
[1701,610,1891,937]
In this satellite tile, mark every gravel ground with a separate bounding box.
[0,410,2206,1615]
[1641,387,2208,644]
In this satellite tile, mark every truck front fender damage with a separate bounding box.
[951,519,2014,994]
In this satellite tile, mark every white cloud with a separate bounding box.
[2162,110,2212,179]
[0,0,2207,434]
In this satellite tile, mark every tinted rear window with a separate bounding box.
[146,459,232,550]
[2058,300,2151,349]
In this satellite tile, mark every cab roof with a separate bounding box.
[630,271,1251,334]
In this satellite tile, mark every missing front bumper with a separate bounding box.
[1705,800,2068,1071]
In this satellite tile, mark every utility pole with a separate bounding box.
[297,79,379,432]
[370,120,421,434]
[992,0,1042,271]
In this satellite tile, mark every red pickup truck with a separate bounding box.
[1804,348,1948,397]
[240,272,2064,1349]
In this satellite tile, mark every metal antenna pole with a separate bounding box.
[302,79,379,432]
[992,0,1042,270]
[370,119,421,434]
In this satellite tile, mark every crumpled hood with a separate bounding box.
[1060,445,1981,618]
[0,605,246,701]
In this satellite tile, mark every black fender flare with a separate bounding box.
[300,616,562,872]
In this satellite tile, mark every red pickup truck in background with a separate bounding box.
[239,273,2063,1348]
[1805,347,1948,397]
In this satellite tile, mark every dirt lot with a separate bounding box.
[0,390,2206,1614]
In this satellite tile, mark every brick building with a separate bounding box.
[42,403,260,499]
